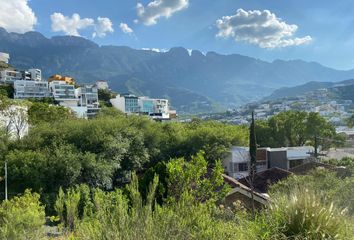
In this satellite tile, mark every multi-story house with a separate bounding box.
[14,80,49,99]
[49,80,77,104]
[224,146,315,180]
[110,94,172,120]
[110,94,139,113]
[76,84,100,118]
[0,69,22,84]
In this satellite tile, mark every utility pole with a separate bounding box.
[4,160,7,201]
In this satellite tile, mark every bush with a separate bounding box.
[0,190,46,240]
[68,174,245,240]
[265,188,351,239]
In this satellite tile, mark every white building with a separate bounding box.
[0,52,10,64]
[95,80,109,90]
[49,80,77,103]
[26,69,42,81]
[151,98,170,120]
[223,147,251,179]
[0,69,22,84]
[14,80,49,99]
[111,94,171,120]
[76,84,100,118]
[110,94,127,113]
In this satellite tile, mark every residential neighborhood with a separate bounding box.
[0,52,176,121]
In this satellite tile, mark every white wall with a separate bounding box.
[110,95,126,112]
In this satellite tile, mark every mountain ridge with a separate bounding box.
[1,28,354,113]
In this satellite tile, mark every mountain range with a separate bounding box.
[265,79,354,101]
[1,27,354,113]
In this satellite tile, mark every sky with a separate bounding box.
[0,0,354,70]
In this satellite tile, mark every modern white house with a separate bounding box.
[0,52,10,64]
[76,84,100,118]
[14,80,49,99]
[0,69,22,84]
[223,147,251,179]
[110,94,171,120]
[25,69,42,81]
[267,147,314,170]
[110,94,139,113]
[49,80,77,102]
[224,146,315,180]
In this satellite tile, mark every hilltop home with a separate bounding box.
[223,146,315,179]
[14,80,49,99]
[267,146,314,169]
[223,147,268,179]
[110,94,172,120]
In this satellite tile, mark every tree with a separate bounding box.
[256,111,341,149]
[0,96,28,139]
[0,190,46,239]
[248,112,257,215]
[98,89,116,107]
[28,102,73,125]
[166,151,229,204]
[346,114,354,128]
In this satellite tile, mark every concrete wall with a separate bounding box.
[268,150,288,169]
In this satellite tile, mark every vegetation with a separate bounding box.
[256,111,343,149]
[0,190,46,240]
[98,88,117,107]
[0,95,352,239]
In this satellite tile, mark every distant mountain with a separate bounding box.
[265,79,354,101]
[2,28,354,113]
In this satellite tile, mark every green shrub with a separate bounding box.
[0,190,46,240]
[266,188,351,239]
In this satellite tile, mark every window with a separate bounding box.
[238,162,248,172]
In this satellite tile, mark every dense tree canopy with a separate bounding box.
[255,111,343,149]
[0,112,248,209]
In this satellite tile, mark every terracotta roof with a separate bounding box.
[238,168,293,193]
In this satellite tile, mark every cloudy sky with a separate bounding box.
[0,0,353,69]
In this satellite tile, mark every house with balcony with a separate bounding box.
[14,80,49,99]
[267,146,315,170]
[0,69,22,84]
[110,94,172,120]
[76,84,100,118]
[224,146,315,180]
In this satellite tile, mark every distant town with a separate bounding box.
[0,52,176,121]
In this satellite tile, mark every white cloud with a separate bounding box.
[0,0,37,33]
[51,13,94,37]
[94,17,114,38]
[51,13,114,38]
[136,0,189,26]
[141,48,169,53]
[216,9,312,48]
[119,22,133,34]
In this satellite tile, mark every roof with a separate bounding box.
[223,174,269,205]
[238,168,293,193]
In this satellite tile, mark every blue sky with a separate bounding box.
[1,0,354,70]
